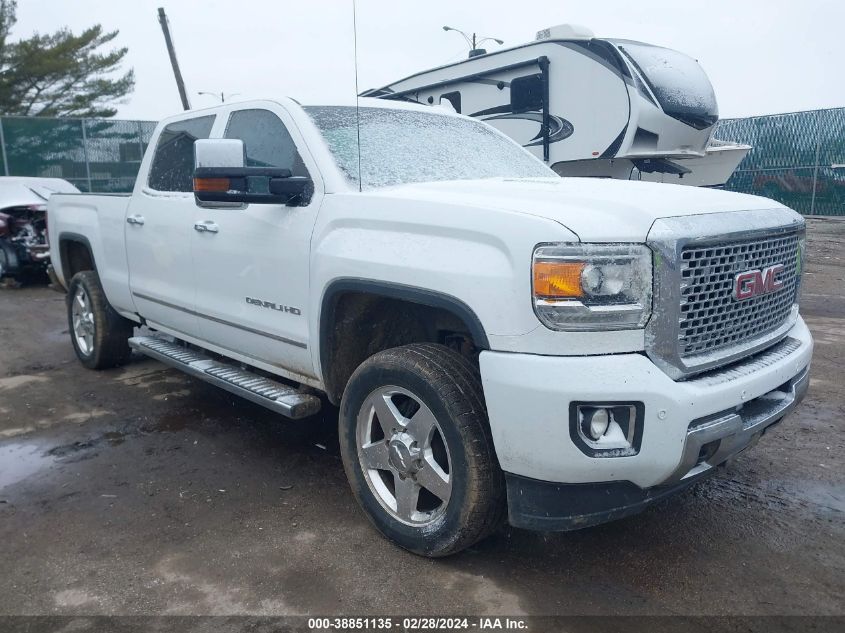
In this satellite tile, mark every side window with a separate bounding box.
[510,74,544,113]
[148,115,215,192]
[224,109,308,177]
[440,91,461,113]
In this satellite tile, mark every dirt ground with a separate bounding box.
[0,218,843,619]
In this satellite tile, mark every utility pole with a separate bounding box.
[157,7,191,111]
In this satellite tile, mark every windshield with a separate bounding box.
[303,106,554,189]
[614,40,718,130]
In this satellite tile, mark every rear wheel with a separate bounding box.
[67,271,134,369]
[339,343,505,557]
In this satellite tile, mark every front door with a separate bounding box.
[126,114,216,336]
[190,106,320,378]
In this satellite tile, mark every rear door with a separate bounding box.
[190,106,320,378]
[126,114,215,336]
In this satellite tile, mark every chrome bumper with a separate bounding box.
[667,365,810,483]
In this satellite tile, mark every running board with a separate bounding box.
[128,336,321,419]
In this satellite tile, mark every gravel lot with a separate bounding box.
[0,218,843,619]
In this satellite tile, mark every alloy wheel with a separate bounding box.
[71,285,95,356]
[356,386,452,526]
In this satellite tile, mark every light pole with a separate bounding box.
[197,91,240,103]
[442,26,503,58]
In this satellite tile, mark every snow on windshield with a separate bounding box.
[304,106,554,189]
[615,40,718,128]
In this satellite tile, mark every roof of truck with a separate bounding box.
[156,96,464,127]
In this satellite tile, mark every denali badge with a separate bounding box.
[733,264,785,301]
[245,297,301,315]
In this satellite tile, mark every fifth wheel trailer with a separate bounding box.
[365,24,750,187]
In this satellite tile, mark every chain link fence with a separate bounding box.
[0,109,843,213]
[0,116,157,193]
[715,107,845,216]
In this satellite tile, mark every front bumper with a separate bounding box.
[505,471,713,531]
[479,317,813,529]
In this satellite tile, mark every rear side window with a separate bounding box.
[147,115,215,192]
[510,74,544,113]
[224,109,308,177]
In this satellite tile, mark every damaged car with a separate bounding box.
[0,177,79,286]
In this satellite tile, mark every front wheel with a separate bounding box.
[67,271,134,370]
[339,343,505,557]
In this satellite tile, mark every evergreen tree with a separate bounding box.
[0,0,134,117]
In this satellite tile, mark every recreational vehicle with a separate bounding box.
[365,24,749,187]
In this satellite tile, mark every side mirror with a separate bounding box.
[195,138,245,169]
[193,139,313,207]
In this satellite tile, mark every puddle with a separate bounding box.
[47,431,126,462]
[704,475,845,516]
[785,480,845,514]
[0,441,53,491]
[102,431,126,445]
[0,429,128,491]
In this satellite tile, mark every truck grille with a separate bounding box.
[678,232,801,358]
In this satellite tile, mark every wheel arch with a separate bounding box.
[58,232,97,283]
[319,279,489,405]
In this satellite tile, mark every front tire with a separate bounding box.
[339,343,505,557]
[67,271,134,370]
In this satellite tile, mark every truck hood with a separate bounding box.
[0,178,80,212]
[367,177,782,242]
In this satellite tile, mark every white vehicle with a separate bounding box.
[0,176,79,283]
[48,98,812,556]
[365,24,750,187]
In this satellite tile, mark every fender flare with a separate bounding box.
[57,232,97,279]
[319,278,490,400]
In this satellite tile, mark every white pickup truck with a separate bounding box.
[48,98,812,557]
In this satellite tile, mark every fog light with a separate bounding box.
[571,402,644,457]
[584,407,610,440]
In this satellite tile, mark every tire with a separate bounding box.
[339,343,505,557]
[67,271,134,370]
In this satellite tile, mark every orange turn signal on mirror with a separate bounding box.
[533,261,585,298]
[193,177,230,192]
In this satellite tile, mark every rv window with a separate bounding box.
[440,91,461,113]
[510,74,544,113]
[148,115,215,192]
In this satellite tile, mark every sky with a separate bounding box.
[11,0,844,121]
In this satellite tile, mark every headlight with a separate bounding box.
[532,243,652,331]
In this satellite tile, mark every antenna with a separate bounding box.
[352,0,363,192]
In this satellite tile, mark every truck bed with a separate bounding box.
[47,192,135,316]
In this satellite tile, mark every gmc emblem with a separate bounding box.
[733,264,785,300]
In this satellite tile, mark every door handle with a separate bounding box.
[194,221,219,234]
[126,215,145,226]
